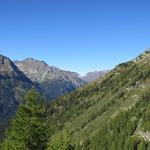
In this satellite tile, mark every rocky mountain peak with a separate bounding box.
[14,58,62,82]
[0,54,11,64]
[0,54,24,77]
[15,58,49,68]
[14,58,85,99]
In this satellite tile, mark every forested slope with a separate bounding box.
[47,50,150,149]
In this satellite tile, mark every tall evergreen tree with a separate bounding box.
[1,89,49,150]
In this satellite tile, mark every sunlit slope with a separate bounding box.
[47,50,150,149]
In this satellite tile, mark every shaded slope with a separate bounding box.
[0,55,40,123]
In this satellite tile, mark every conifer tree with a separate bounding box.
[1,89,49,150]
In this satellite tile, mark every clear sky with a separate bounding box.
[0,0,150,75]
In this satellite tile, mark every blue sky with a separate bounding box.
[0,0,150,75]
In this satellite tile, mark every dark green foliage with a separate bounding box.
[1,89,49,150]
[88,99,150,150]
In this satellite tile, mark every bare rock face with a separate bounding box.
[0,55,40,123]
[81,70,108,83]
[15,58,86,99]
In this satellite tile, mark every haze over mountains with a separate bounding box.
[81,70,108,83]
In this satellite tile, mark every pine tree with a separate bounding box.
[1,89,49,150]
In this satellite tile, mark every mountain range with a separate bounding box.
[14,58,85,99]
[1,50,150,149]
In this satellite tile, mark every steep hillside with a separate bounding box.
[46,50,150,149]
[81,70,108,83]
[0,55,40,124]
[15,58,85,99]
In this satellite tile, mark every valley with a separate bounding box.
[1,50,150,149]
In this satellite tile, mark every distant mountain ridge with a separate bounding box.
[81,70,108,83]
[14,58,86,99]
